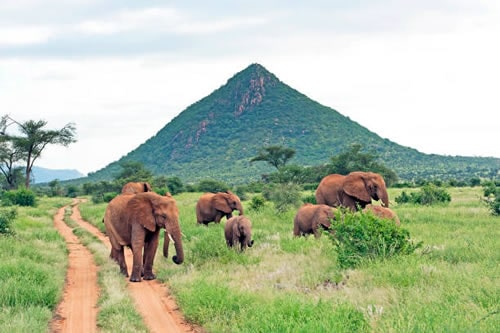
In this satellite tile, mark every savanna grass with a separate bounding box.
[9,187,498,332]
[0,197,71,332]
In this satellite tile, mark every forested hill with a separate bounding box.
[86,63,499,184]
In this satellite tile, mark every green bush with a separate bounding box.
[1,189,36,207]
[301,193,316,204]
[482,183,500,216]
[249,195,266,211]
[196,179,230,193]
[0,208,17,235]
[395,184,451,205]
[327,210,422,269]
[103,192,118,203]
[264,183,302,213]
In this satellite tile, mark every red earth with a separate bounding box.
[50,199,202,333]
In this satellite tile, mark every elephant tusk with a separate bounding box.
[167,233,175,244]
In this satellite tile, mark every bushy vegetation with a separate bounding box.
[0,197,71,332]
[327,209,422,269]
[0,208,16,235]
[395,184,451,205]
[482,181,500,216]
[1,188,37,206]
[262,183,302,213]
[3,187,498,332]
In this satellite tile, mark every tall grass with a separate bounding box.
[0,197,71,332]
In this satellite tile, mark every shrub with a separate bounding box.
[264,183,302,213]
[327,209,422,268]
[196,179,229,193]
[395,184,451,205]
[249,195,266,211]
[103,192,118,203]
[301,193,316,204]
[482,183,500,216]
[0,208,17,235]
[1,189,37,207]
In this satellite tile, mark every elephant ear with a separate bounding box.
[128,193,157,232]
[214,193,232,213]
[344,174,371,202]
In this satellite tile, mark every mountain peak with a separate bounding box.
[225,63,280,116]
[86,63,499,184]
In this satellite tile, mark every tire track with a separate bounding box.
[50,203,99,333]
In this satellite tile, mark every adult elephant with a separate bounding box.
[103,192,184,282]
[293,203,336,238]
[121,181,152,194]
[196,190,243,225]
[315,171,389,211]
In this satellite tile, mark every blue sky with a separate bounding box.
[1,0,498,175]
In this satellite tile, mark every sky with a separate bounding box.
[1,0,499,176]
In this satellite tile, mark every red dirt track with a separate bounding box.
[50,199,199,333]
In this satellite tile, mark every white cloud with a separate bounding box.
[0,25,54,46]
[0,1,499,175]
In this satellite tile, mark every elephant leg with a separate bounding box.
[115,246,128,277]
[130,228,146,282]
[142,232,159,280]
[214,212,223,223]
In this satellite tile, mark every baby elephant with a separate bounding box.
[363,204,400,226]
[294,203,336,238]
[224,216,254,251]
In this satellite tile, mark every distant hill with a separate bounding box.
[32,166,84,184]
[85,63,499,184]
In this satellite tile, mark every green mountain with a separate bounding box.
[86,63,499,184]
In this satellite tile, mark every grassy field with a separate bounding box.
[1,187,498,332]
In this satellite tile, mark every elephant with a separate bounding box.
[196,190,244,225]
[363,204,400,226]
[121,181,152,194]
[103,192,184,282]
[315,171,389,211]
[224,216,254,251]
[293,203,336,238]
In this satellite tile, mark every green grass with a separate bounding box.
[0,197,71,332]
[3,187,498,332]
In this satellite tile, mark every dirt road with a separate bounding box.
[51,199,198,333]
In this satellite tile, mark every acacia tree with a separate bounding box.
[0,136,24,189]
[250,145,296,170]
[0,115,77,188]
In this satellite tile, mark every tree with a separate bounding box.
[327,144,398,186]
[114,161,153,184]
[250,145,296,170]
[0,115,77,188]
[0,137,24,189]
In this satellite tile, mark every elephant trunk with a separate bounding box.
[171,231,184,265]
[163,228,184,265]
[380,190,389,208]
[237,202,244,216]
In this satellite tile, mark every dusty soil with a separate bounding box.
[50,199,200,333]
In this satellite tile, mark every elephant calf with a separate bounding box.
[224,216,254,251]
[294,203,336,238]
[363,204,400,226]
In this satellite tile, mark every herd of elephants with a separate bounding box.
[103,171,399,282]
